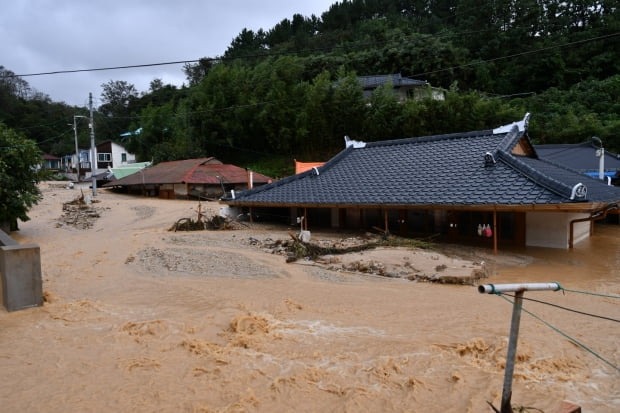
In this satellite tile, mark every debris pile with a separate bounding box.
[169,202,246,232]
[57,191,102,230]
[254,233,488,285]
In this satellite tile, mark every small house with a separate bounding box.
[41,154,61,171]
[357,74,445,101]
[104,157,273,200]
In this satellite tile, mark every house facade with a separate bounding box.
[95,140,136,171]
[63,141,135,181]
[41,154,61,171]
[222,115,620,250]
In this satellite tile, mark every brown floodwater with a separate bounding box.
[1,186,618,413]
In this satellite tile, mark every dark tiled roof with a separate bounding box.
[358,74,427,89]
[225,127,620,208]
[535,142,620,172]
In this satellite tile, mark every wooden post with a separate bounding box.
[501,289,524,413]
[384,210,389,233]
[304,208,308,230]
[493,209,498,255]
[249,207,253,224]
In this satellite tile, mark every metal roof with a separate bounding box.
[104,158,272,187]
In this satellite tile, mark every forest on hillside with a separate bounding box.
[1,0,619,177]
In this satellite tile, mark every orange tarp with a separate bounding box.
[294,160,325,174]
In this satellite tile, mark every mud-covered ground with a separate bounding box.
[1,182,618,413]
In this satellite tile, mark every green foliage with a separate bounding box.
[3,0,620,172]
[0,122,42,228]
[510,75,620,152]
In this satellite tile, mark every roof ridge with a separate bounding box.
[494,125,523,154]
[365,129,495,148]
[497,151,584,201]
[182,157,215,183]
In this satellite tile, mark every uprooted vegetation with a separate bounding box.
[275,232,434,263]
[254,233,488,285]
[169,202,247,231]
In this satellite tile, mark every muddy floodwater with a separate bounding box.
[1,183,618,412]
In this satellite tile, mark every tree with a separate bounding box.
[99,80,138,117]
[0,122,42,231]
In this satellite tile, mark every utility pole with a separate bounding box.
[73,115,88,183]
[73,116,81,181]
[89,92,97,196]
[478,282,563,413]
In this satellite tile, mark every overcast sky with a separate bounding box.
[1,0,336,107]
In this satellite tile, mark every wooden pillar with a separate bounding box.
[493,209,498,255]
[249,207,254,224]
[384,209,389,233]
[304,208,308,230]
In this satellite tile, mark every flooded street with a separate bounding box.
[496,224,620,288]
[1,184,618,412]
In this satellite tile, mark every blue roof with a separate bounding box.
[535,142,620,172]
[225,124,620,210]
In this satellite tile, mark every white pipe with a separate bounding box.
[478,282,560,294]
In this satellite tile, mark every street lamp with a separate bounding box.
[73,115,88,182]
[592,136,604,181]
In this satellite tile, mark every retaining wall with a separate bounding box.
[0,230,43,312]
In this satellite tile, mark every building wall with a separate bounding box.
[526,212,590,248]
[111,142,136,167]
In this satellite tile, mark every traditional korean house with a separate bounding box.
[222,115,620,250]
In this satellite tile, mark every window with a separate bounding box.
[98,153,112,162]
[121,153,127,163]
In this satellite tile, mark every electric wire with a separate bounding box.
[410,32,620,78]
[502,293,620,323]
[558,285,620,299]
[496,293,619,373]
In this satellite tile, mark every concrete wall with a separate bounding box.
[0,230,43,312]
[526,212,590,248]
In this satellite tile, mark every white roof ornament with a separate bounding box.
[570,183,587,200]
[344,135,366,148]
[484,151,496,167]
[493,113,531,134]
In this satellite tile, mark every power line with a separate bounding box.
[498,294,619,373]
[503,293,620,323]
[4,25,616,81]
[410,32,620,78]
